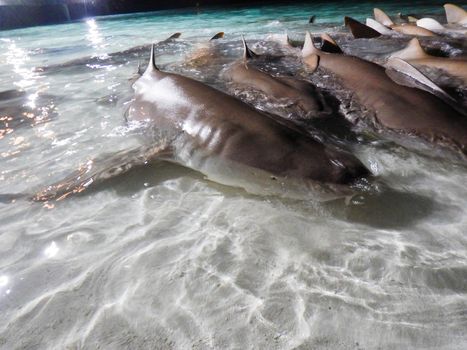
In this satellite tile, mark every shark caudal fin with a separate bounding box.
[385,57,455,103]
[320,33,343,54]
[33,144,172,202]
[241,36,257,60]
[366,18,393,35]
[345,16,382,38]
[374,8,394,27]
[388,38,429,61]
[444,3,467,25]
[210,32,224,40]
[416,18,445,32]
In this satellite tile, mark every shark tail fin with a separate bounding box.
[389,38,429,61]
[374,8,394,27]
[210,32,224,41]
[345,16,382,38]
[444,3,467,24]
[385,57,455,103]
[302,31,320,57]
[33,144,172,202]
[416,18,445,32]
[320,33,343,54]
[242,35,257,60]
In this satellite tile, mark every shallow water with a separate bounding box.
[1,1,467,349]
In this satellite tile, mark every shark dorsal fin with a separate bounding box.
[146,44,159,74]
[366,18,393,35]
[242,36,257,60]
[210,32,224,41]
[444,3,467,25]
[309,15,316,23]
[385,57,455,103]
[345,16,382,38]
[416,18,445,32]
[320,33,343,54]
[374,8,394,27]
[302,31,320,57]
[304,54,320,73]
[389,38,429,61]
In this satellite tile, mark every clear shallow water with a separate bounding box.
[1,1,467,349]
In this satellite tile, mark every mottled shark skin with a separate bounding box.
[302,32,467,161]
[388,38,467,85]
[373,8,437,37]
[35,45,370,202]
[222,38,325,120]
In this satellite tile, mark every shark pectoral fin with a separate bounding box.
[385,57,456,103]
[345,16,382,38]
[210,32,224,41]
[303,54,320,73]
[241,35,257,61]
[388,37,428,60]
[33,143,173,202]
[444,3,467,25]
[374,8,394,27]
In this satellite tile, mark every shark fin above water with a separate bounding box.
[320,33,343,54]
[345,16,382,38]
[302,31,320,57]
[444,3,467,25]
[416,18,445,32]
[374,8,394,27]
[385,57,456,103]
[242,35,257,61]
[389,38,429,61]
[210,32,224,40]
[366,18,393,35]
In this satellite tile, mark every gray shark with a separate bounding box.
[388,38,467,85]
[34,45,370,202]
[222,37,326,120]
[302,32,467,160]
[373,8,436,36]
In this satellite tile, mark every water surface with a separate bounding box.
[1,1,467,349]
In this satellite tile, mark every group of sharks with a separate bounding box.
[32,3,467,203]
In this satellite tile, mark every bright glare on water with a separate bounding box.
[0,1,467,349]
